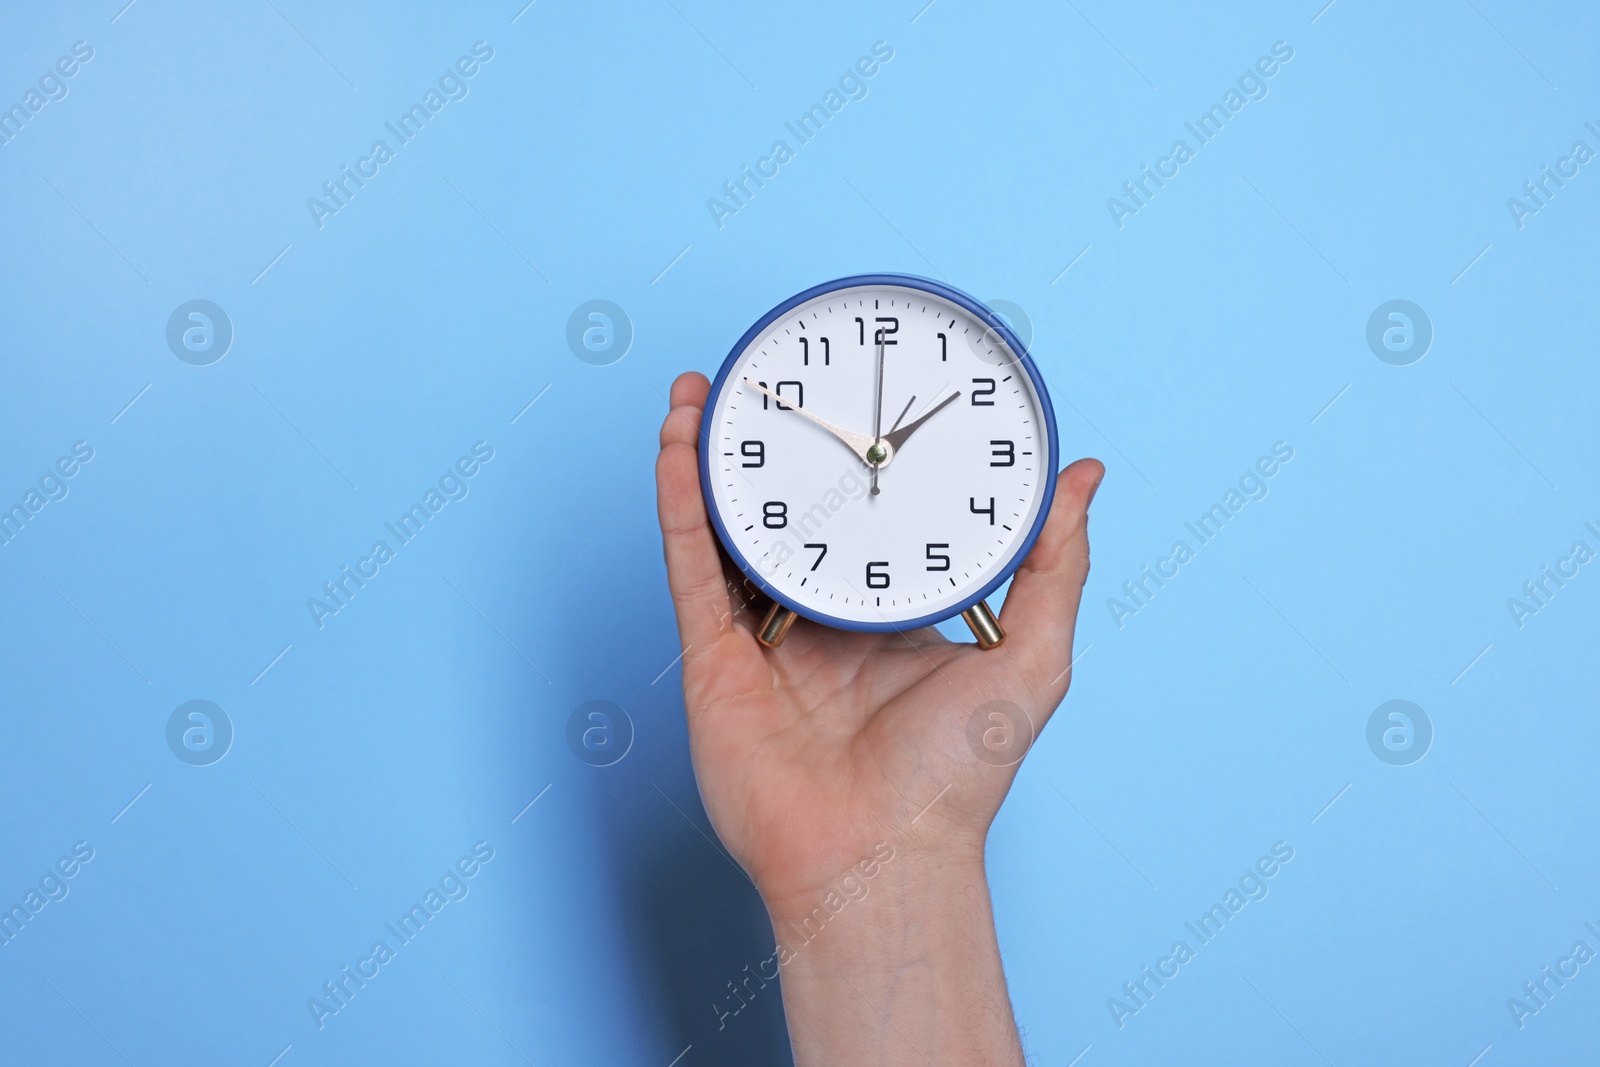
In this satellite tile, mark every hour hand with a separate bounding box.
[882,390,961,454]
[741,379,873,464]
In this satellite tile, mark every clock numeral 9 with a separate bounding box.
[763,501,788,529]
[758,380,803,410]
[741,440,765,468]
[970,497,995,525]
[865,560,890,589]
[799,336,830,366]
[971,378,996,405]
[925,543,950,571]
[989,440,1014,467]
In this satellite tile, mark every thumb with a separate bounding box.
[996,458,1104,703]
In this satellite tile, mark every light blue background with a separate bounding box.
[1,1,1596,1064]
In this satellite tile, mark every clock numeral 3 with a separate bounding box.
[970,497,995,525]
[741,440,765,468]
[989,440,1014,467]
[925,543,950,571]
[866,561,890,589]
[971,378,996,405]
[804,543,827,571]
[763,501,788,528]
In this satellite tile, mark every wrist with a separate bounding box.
[761,845,1024,1066]
[762,840,984,946]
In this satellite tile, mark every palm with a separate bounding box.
[657,372,1102,914]
[684,623,991,909]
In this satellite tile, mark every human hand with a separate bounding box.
[655,370,1102,1063]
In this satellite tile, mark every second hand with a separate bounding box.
[870,331,886,496]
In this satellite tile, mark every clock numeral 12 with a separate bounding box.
[855,316,899,346]
[970,497,995,525]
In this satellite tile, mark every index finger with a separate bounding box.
[655,372,736,652]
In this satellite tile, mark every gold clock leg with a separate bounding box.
[757,603,798,648]
[962,600,1006,650]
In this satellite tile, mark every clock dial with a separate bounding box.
[702,279,1057,629]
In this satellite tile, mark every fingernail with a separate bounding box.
[1087,476,1103,507]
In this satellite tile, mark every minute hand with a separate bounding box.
[741,379,874,464]
[882,390,962,454]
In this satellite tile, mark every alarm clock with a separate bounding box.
[699,274,1059,650]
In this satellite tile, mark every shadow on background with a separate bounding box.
[559,530,793,1064]
[585,729,794,1066]
[633,808,792,1064]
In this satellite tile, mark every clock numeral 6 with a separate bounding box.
[866,560,890,589]
[741,440,765,468]
[971,378,996,405]
[805,543,828,570]
[970,497,995,525]
[925,543,950,571]
[763,501,788,528]
[989,440,1014,467]
[758,380,803,410]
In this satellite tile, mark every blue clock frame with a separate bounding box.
[699,273,1061,634]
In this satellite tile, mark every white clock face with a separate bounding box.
[704,281,1056,628]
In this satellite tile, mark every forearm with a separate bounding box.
[767,850,1025,1067]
